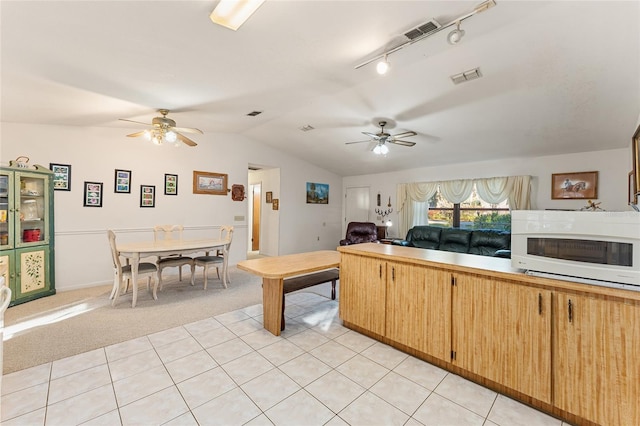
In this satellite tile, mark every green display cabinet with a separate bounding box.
[0,163,56,306]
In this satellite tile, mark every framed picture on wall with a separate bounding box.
[266,191,273,203]
[83,181,103,207]
[272,199,279,210]
[140,185,155,207]
[164,173,178,195]
[193,171,228,195]
[114,169,132,193]
[551,171,598,199]
[50,163,71,191]
[306,182,329,204]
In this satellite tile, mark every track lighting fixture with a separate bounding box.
[447,21,465,45]
[376,55,390,75]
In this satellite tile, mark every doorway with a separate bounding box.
[251,183,261,251]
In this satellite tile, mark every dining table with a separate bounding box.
[237,250,341,336]
[117,238,227,307]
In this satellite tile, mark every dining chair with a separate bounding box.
[194,226,234,289]
[153,225,195,290]
[107,230,158,307]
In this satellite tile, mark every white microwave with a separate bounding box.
[511,210,640,289]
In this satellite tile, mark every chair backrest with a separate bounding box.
[154,225,184,242]
[107,230,123,271]
[220,226,234,250]
[343,221,378,244]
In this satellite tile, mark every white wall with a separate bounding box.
[1,123,343,291]
[343,148,632,238]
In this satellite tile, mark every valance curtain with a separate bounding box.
[397,175,532,236]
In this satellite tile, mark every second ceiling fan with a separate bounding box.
[346,121,417,154]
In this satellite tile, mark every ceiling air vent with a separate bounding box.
[299,125,315,132]
[247,111,262,116]
[450,67,483,85]
[404,19,441,41]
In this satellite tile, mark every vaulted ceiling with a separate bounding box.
[2,1,639,176]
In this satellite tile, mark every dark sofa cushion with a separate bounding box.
[407,226,442,249]
[438,228,471,253]
[468,230,511,256]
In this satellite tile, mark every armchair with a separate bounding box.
[339,222,379,246]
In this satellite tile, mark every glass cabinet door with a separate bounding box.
[0,172,11,249]
[16,171,49,248]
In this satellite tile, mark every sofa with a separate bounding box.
[393,225,511,258]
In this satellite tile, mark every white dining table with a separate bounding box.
[117,238,227,307]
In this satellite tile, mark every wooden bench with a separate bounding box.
[281,268,340,330]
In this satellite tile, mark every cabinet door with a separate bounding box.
[339,253,386,336]
[0,171,13,249]
[452,273,552,403]
[386,262,451,361]
[15,246,51,301]
[16,171,51,248]
[0,252,13,302]
[553,292,640,425]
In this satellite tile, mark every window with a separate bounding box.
[427,186,511,231]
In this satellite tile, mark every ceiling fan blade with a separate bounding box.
[119,118,151,126]
[172,126,204,135]
[392,131,417,139]
[126,130,148,138]
[362,131,380,140]
[388,139,416,147]
[176,132,197,147]
[345,139,373,145]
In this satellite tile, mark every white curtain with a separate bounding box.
[475,177,512,204]
[397,182,438,237]
[439,179,474,203]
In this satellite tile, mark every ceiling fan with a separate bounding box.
[346,121,417,154]
[118,109,203,147]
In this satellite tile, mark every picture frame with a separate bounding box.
[633,124,640,204]
[49,163,71,191]
[83,181,103,207]
[114,169,132,193]
[193,171,228,195]
[164,173,178,195]
[629,171,636,205]
[272,198,279,210]
[266,191,273,203]
[306,182,329,204]
[140,185,155,208]
[551,171,598,200]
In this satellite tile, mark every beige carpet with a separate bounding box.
[3,266,266,374]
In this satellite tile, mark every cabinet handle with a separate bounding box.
[392,267,395,281]
[538,293,542,315]
[379,264,382,278]
[568,299,573,323]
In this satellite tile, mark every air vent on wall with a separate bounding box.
[404,19,441,41]
[450,67,482,85]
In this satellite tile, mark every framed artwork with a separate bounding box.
[551,171,598,200]
[231,184,246,201]
[114,169,132,193]
[49,163,71,191]
[164,173,178,195]
[193,171,228,195]
[272,199,279,210]
[83,181,103,207]
[629,171,636,205]
[140,185,155,207]
[266,191,273,203]
[633,124,640,204]
[306,182,329,204]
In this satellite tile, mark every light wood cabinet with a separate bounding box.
[339,253,386,336]
[553,291,640,425]
[451,272,552,403]
[386,262,451,361]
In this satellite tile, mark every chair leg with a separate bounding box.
[158,268,164,291]
[111,276,123,307]
[190,263,195,286]
[150,276,158,300]
[178,265,183,282]
[203,265,209,290]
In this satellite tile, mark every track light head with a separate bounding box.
[376,56,390,75]
[447,21,465,45]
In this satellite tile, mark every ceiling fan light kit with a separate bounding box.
[355,0,496,72]
[346,120,417,155]
[210,0,266,31]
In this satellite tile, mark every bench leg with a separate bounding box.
[281,292,286,331]
[331,279,336,300]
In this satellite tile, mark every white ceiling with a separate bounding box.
[2,1,639,176]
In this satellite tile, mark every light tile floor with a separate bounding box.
[2,292,571,426]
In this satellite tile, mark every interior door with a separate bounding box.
[345,186,370,230]
[252,184,260,251]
